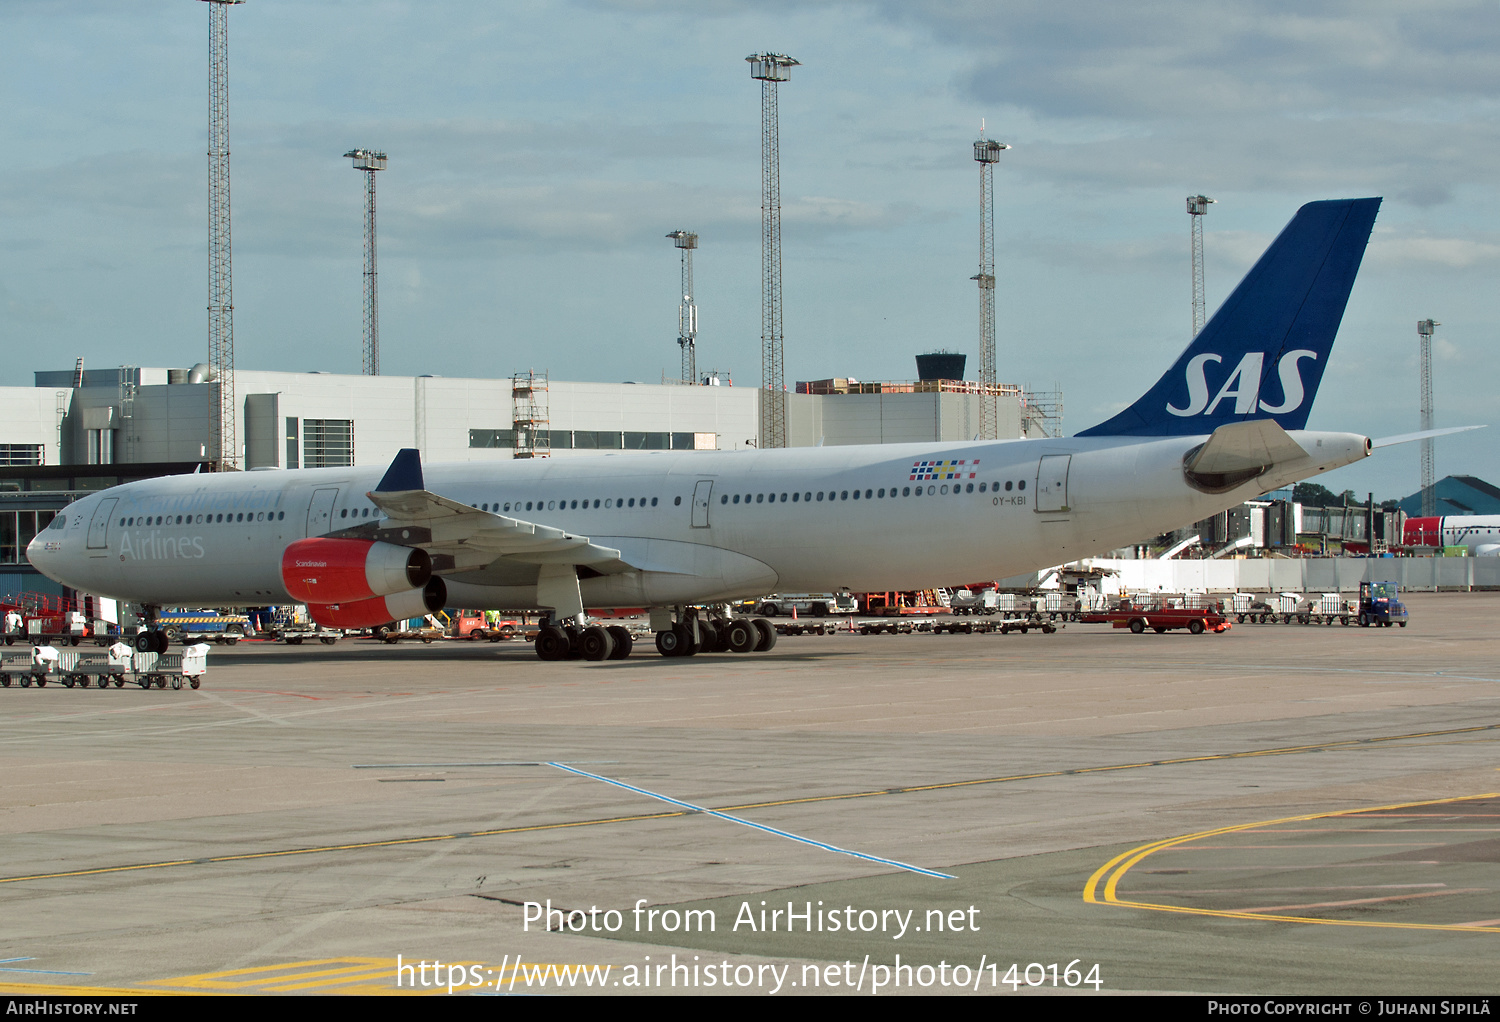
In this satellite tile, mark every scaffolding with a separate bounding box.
[512,371,550,459]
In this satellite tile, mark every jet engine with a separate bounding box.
[306,577,447,630]
[281,537,432,604]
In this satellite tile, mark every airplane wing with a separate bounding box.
[355,450,636,576]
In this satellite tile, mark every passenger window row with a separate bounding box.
[122,512,285,527]
[474,497,661,513]
[718,480,1026,505]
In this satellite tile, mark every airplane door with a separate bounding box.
[1035,456,1071,513]
[691,480,713,528]
[306,488,339,537]
[86,497,118,551]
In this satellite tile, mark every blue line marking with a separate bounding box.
[0,958,35,965]
[546,762,955,880]
[0,968,94,976]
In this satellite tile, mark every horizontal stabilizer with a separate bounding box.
[1186,419,1309,476]
[1371,424,1486,449]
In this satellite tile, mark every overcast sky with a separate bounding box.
[2,0,1494,499]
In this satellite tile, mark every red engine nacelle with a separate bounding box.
[306,578,447,631]
[281,538,432,605]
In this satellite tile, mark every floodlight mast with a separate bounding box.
[972,124,1009,440]
[1187,195,1215,337]
[345,149,388,376]
[1418,318,1439,517]
[203,0,245,469]
[747,53,798,449]
[667,231,699,384]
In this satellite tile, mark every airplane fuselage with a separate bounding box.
[28,431,1370,611]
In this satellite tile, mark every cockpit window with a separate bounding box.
[50,515,67,531]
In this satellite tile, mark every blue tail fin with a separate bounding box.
[1077,197,1380,437]
[375,448,424,492]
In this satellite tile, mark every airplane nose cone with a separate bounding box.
[25,531,49,570]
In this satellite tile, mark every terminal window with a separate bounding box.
[302,419,354,468]
[0,445,43,467]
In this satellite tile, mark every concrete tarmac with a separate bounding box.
[1,592,1497,996]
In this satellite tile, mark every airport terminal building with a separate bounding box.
[0,363,1051,594]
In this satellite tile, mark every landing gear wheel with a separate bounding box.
[535,625,570,661]
[696,620,719,653]
[752,618,777,652]
[605,626,634,659]
[725,618,759,653]
[578,626,615,662]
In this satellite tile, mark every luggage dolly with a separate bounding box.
[130,643,211,690]
[0,648,49,688]
[47,643,134,689]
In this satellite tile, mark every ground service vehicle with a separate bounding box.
[1357,581,1408,627]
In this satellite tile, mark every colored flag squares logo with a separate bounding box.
[909,459,979,481]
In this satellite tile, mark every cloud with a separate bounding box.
[1367,232,1500,269]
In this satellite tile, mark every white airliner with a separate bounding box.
[1403,516,1500,556]
[30,198,1414,660]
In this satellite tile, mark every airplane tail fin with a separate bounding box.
[1077,197,1380,438]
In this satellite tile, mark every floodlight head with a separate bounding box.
[1187,195,1215,216]
[747,53,799,81]
[345,149,388,171]
[1418,319,1439,336]
[666,230,699,250]
[973,139,1009,163]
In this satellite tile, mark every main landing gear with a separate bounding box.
[653,610,775,659]
[529,609,778,661]
[533,621,635,662]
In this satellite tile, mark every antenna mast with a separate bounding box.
[203,0,244,469]
[346,149,388,376]
[1187,194,1214,337]
[1417,319,1439,517]
[747,53,798,448]
[973,123,1009,440]
[667,231,699,384]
